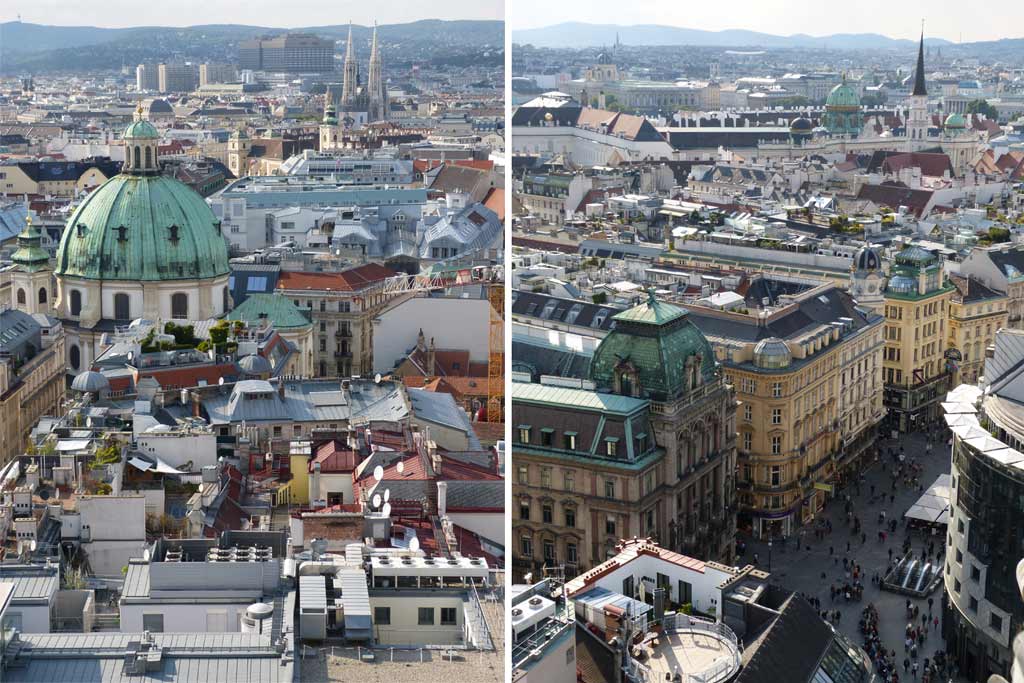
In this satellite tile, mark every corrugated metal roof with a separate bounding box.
[0,566,58,602]
[299,575,327,611]
[337,567,371,637]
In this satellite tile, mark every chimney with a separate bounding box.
[277,380,285,399]
[427,338,436,376]
[191,392,201,419]
[311,462,321,503]
[437,481,448,518]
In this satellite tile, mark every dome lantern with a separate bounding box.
[122,104,160,174]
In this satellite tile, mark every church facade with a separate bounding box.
[320,24,388,151]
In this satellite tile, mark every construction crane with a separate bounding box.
[380,265,504,423]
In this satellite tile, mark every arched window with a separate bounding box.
[16,288,25,305]
[171,292,188,319]
[134,145,141,168]
[69,344,81,370]
[222,286,230,313]
[145,146,152,168]
[70,289,82,316]
[114,293,130,321]
[38,287,47,305]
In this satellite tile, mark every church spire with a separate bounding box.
[367,22,386,121]
[11,214,49,273]
[912,28,927,97]
[342,22,357,101]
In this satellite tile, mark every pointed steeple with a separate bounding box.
[342,22,357,101]
[367,22,386,121]
[912,29,927,97]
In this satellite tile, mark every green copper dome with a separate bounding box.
[590,293,716,401]
[826,81,860,110]
[124,119,159,140]
[11,216,50,273]
[55,174,229,282]
[944,112,966,129]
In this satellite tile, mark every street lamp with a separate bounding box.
[767,539,772,572]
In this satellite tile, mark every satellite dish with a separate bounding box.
[397,461,405,474]
[382,502,392,518]
[218,377,224,385]
[374,373,382,384]
[384,488,390,502]
[409,537,420,552]
[373,465,384,481]
[372,494,381,508]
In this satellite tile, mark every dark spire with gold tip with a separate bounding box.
[912,30,928,97]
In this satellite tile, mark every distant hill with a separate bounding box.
[512,22,955,50]
[0,20,504,73]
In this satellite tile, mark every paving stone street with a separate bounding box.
[738,430,972,682]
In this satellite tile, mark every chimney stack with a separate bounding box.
[437,481,447,518]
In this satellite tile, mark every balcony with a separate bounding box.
[334,351,352,359]
[334,329,351,339]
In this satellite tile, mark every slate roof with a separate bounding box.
[949,274,1004,303]
[734,594,834,683]
[511,291,619,330]
[855,182,933,217]
[444,480,504,511]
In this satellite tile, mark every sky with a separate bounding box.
[511,0,1022,43]
[0,0,503,27]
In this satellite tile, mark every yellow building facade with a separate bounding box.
[948,274,1008,386]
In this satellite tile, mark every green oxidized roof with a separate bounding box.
[55,174,230,282]
[590,293,716,401]
[11,217,50,272]
[229,293,311,329]
[123,119,159,139]
[826,81,860,110]
[944,112,966,129]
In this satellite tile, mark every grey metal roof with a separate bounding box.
[0,565,58,603]
[299,575,327,611]
[121,562,150,599]
[407,388,481,449]
[6,632,293,683]
[337,567,371,637]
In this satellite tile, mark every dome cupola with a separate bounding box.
[122,104,160,175]
[854,245,881,271]
[753,337,792,369]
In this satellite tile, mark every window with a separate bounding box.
[958,519,964,533]
[971,565,981,582]
[521,536,532,557]
[70,289,82,316]
[15,289,25,305]
[566,543,577,565]
[69,344,81,370]
[956,548,963,564]
[604,479,615,498]
[520,502,530,520]
[968,596,978,612]
[605,516,616,536]
[374,606,391,625]
[171,292,188,319]
[565,508,576,528]
[440,607,457,626]
[518,466,528,485]
[678,580,692,604]
[743,432,752,451]
[564,471,575,491]
[771,408,782,425]
[772,382,782,398]
[770,465,781,486]
[991,614,1003,631]
[771,435,782,455]
[542,504,553,524]
[114,292,130,321]
[543,540,555,563]
[564,433,577,450]
[743,405,752,421]
[954,579,961,594]
[142,613,164,632]
[37,287,46,304]
[417,607,434,625]
[518,426,531,443]
[540,467,551,488]
[605,438,618,457]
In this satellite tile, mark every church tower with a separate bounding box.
[10,214,53,315]
[906,31,930,150]
[850,246,886,314]
[341,23,358,103]
[367,23,387,121]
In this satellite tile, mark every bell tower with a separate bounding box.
[10,214,53,315]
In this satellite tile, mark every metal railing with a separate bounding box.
[464,581,494,651]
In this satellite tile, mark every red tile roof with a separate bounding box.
[277,263,396,292]
[310,440,361,473]
[139,362,239,390]
[483,187,504,221]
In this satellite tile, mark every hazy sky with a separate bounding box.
[512,0,1021,42]
[1,0,503,27]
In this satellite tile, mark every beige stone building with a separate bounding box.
[948,274,1008,386]
[881,246,956,431]
[0,159,120,197]
[684,277,884,539]
[275,263,398,377]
